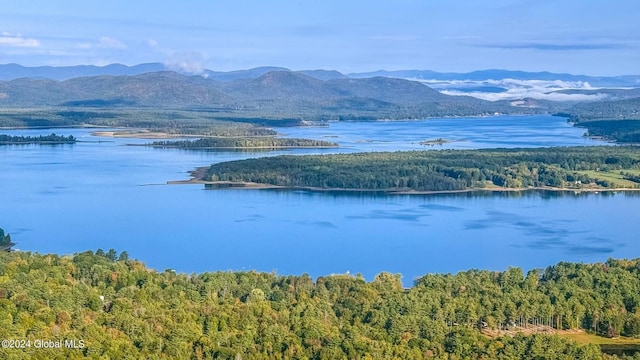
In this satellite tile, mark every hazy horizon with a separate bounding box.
[1,0,638,76]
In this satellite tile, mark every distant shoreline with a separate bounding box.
[144,144,338,150]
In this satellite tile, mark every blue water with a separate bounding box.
[1,115,636,285]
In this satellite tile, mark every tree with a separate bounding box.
[106,249,117,262]
[0,228,15,251]
[118,251,129,261]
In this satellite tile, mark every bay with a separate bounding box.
[1,115,636,285]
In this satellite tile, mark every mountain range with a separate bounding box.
[1,63,638,87]
[1,63,639,122]
[0,70,509,116]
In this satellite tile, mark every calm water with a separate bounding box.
[1,115,636,285]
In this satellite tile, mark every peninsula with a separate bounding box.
[201,146,640,192]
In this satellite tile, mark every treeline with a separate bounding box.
[576,120,640,143]
[561,97,640,123]
[2,251,640,359]
[0,108,277,137]
[556,97,640,143]
[150,137,338,149]
[0,133,75,144]
[204,146,640,191]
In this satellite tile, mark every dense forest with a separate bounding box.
[575,120,640,143]
[149,137,338,149]
[0,109,278,137]
[561,98,640,123]
[555,97,640,143]
[1,250,640,359]
[0,133,75,145]
[204,146,640,191]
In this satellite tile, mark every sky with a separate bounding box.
[0,0,638,75]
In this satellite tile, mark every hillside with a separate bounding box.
[2,250,639,359]
[0,70,525,120]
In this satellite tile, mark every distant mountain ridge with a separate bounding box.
[348,69,640,88]
[1,63,638,87]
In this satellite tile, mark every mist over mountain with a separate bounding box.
[348,69,640,88]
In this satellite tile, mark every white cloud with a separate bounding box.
[419,78,611,102]
[146,39,158,48]
[98,36,126,49]
[164,51,209,75]
[0,32,41,48]
[76,36,127,50]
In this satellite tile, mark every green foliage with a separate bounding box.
[564,97,640,122]
[205,146,640,191]
[0,133,75,145]
[0,228,14,251]
[1,251,639,359]
[0,108,277,137]
[149,137,338,149]
[577,120,640,143]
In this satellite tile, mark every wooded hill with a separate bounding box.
[0,71,530,120]
[1,250,640,359]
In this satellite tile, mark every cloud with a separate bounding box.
[164,51,209,75]
[425,78,611,102]
[76,36,127,50]
[0,32,41,47]
[146,39,158,48]
[98,36,126,49]
[472,42,627,51]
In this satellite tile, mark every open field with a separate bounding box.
[576,170,640,188]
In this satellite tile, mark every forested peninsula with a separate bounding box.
[0,133,76,145]
[1,250,640,359]
[148,137,338,150]
[203,146,640,192]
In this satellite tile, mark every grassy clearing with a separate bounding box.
[560,331,640,355]
[576,170,640,188]
[560,331,640,345]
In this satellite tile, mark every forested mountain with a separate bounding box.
[1,250,639,359]
[0,63,166,81]
[0,70,523,119]
[556,98,640,142]
[564,98,640,122]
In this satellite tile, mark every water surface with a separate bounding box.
[1,116,634,285]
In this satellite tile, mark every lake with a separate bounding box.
[1,115,637,285]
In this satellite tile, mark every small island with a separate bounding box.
[419,137,451,146]
[147,137,338,150]
[201,146,640,192]
[0,133,76,145]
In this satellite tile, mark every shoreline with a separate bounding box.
[168,173,640,194]
[141,144,339,150]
